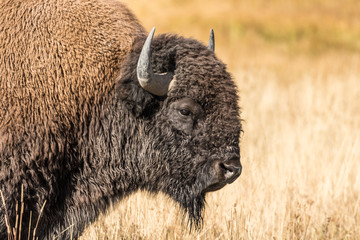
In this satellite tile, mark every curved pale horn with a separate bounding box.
[208,29,215,52]
[137,27,174,96]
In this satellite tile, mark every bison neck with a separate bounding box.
[47,92,148,239]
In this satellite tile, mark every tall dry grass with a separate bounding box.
[80,0,359,239]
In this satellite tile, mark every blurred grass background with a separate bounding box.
[124,0,360,52]
[120,0,360,85]
[80,0,360,239]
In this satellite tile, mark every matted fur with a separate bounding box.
[0,0,242,239]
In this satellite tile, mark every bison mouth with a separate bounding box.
[202,160,242,193]
[179,171,241,228]
[163,158,241,229]
[173,170,241,229]
[202,181,227,193]
[202,173,239,192]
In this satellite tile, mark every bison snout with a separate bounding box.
[203,156,242,193]
[218,157,242,183]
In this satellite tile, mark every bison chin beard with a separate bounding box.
[162,182,206,230]
[180,192,206,230]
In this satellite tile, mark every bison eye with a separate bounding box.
[179,109,192,116]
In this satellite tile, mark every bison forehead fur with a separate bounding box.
[0,0,242,239]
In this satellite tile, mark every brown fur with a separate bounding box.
[0,0,145,145]
[0,0,147,238]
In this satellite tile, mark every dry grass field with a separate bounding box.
[79,0,360,239]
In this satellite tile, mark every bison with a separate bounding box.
[0,0,242,239]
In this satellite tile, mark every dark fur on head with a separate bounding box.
[0,0,241,239]
[118,33,241,228]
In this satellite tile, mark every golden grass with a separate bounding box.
[79,0,360,239]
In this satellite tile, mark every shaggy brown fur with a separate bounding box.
[0,0,145,237]
[0,0,145,140]
[0,0,242,239]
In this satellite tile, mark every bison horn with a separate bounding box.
[208,29,215,52]
[137,27,174,96]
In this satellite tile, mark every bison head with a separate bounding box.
[118,28,242,227]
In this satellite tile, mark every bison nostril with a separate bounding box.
[223,163,241,173]
[219,162,242,179]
